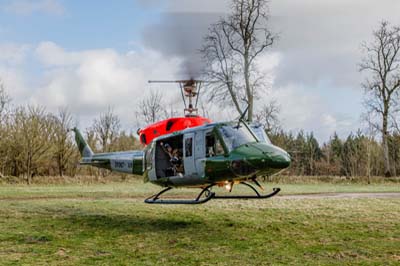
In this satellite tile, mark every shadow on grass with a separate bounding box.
[61,211,207,234]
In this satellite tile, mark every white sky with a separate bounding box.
[1,0,400,141]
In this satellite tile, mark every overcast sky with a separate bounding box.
[0,0,399,141]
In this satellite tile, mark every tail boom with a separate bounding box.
[71,128,144,175]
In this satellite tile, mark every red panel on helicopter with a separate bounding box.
[138,116,211,145]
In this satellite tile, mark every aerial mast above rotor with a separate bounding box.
[148,79,206,117]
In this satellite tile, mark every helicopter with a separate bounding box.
[71,80,291,204]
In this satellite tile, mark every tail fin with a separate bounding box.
[71,127,94,158]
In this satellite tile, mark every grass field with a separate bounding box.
[0,180,399,265]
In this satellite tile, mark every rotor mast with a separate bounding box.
[148,79,203,117]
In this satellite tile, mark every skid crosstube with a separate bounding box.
[144,185,215,205]
[213,187,280,199]
[144,182,281,205]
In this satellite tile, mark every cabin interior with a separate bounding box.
[154,130,225,179]
[155,135,184,178]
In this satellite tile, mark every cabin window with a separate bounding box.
[185,137,193,157]
[166,120,175,131]
[141,134,147,145]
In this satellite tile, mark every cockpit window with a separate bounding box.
[250,124,272,144]
[218,123,257,152]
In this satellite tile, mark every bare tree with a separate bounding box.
[112,131,140,151]
[0,80,11,122]
[165,99,180,118]
[92,107,121,152]
[135,90,167,124]
[52,108,75,176]
[199,101,211,118]
[202,0,276,121]
[362,113,378,183]
[359,21,400,177]
[254,100,280,133]
[12,106,54,184]
[0,81,11,177]
[201,22,244,116]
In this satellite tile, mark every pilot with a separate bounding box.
[206,135,216,157]
[207,146,215,157]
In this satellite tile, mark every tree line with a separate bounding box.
[1,82,399,182]
[0,0,399,182]
[0,89,140,183]
[270,130,400,179]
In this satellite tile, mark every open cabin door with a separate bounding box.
[145,142,157,181]
[183,133,196,176]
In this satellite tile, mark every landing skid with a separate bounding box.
[144,185,215,205]
[213,182,281,199]
[144,182,281,205]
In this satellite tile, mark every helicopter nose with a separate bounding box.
[246,143,291,170]
[268,146,291,169]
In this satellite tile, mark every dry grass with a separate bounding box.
[0,192,398,265]
[0,179,398,265]
[0,174,136,185]
[1,174,399,186]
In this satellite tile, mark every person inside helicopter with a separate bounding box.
[172,148,184,176]
[160,141,183,177]
[206,132,224,157]
[161,142,173,158]
[206,134,215,157]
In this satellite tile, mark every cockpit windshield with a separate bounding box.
[218,123,257,152]
[249,124,272,144]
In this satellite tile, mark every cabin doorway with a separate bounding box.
[155,135,184,178]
